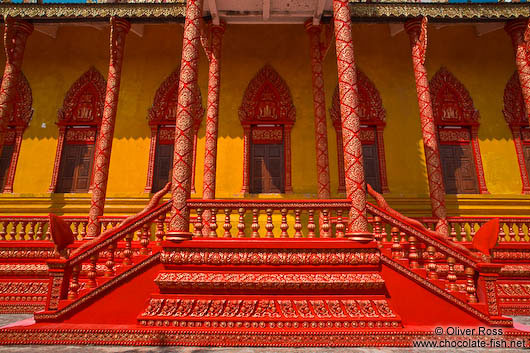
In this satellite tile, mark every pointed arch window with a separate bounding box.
[430,67,488,194]
[145,67,204,193]
[49,67,106,193]
[503,71,530,194]
[329,69,389,194]
[239,65,296,194]
[0,72,32,193]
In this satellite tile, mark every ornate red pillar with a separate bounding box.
[405,17,448,235]
[0,18,33,158]
[305,20,331,199]
[200,21,225,235]
[240,126,251,194]
[505,19,530,124]
[167,0,203,240]
[332,0,370,240]
[86,17,130,238]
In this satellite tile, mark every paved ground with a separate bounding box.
[0,315,529,352]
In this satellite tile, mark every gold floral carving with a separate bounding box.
[0,3,527,20]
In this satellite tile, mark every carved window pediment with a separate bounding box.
[239,64,296,126]
[0,71,32,193]
[430,67,479,126]
[430,67,487,194]
[239,65,295,194]
[57,67,106,126]
[50,67,106,193]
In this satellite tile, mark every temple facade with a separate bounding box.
[1,8,530,219]
[1,1,530,347]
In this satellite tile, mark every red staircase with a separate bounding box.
[0,199,529,346]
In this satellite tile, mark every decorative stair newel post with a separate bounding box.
[505,19,530,124]
[305,19,332,200]
[332,0,371,242]
[200,20,225,236]
[405,17,449,236]
[0,17,33,159]
[167,0,203,241]
[86,17,130,238]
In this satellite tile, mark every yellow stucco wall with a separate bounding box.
[0,22,528,217]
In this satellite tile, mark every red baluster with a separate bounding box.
[223,208,232,238]
[307,209,316,238]
[251,209,260,238]
[280,208,288,238]
[294,209,302,238]
[156,214,166,245]
[465,267,477,303]
[335,210,345,238]
[446,256,457,292]
[209,208,218,238]
[237,208,245,238]
[426,246,438,280]
[140,223,150,255]
[265,208,274,238]
[105,243,116,277]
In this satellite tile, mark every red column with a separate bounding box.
[0,18,33,158]
[332,0,370,241]
[505,19,530,124]
[240,126,251,194]
[167,0,204,240]
[201,21,225,235]
[405,17,448,235]
[305,20,331,200]
[201,22,225,201]
[86,17,130,238]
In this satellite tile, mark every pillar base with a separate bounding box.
[165,231,193,242]
[345,232,374,243]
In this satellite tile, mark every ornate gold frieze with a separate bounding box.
[0,2,527,21]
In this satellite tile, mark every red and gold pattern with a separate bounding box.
[430,67,488,194]
[168,0,203,239]
[155,272,385,291]
[503,72,530,194]
[138,296,400,325]
[438,128,471,143]
[329,70,388,193]
[87,17,130,238]
[200,21,225,235]
[305,20,332,199]
[49,67,107,193]
[332,0,369,237]
[0,18,32,160]
[64,128,97,143]
[506,19,530,127]
[251,126,283,144]
[405,17,448,235]
[145,67,204,193]
[239,65,295,194]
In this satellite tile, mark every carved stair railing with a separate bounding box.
[35,201,170,321]
[419,216,530,243]
[0,215,133,241]
[187,199,351,238]
[186,199,510,325]
[368,202,509,325]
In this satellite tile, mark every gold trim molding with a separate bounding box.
[348,3,530,21]
[0,3,186,19]
[0,2,526,21]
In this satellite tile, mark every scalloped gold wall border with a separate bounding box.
[348,3,530,20]
[0,2,527,21]
[0,3,186,19]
